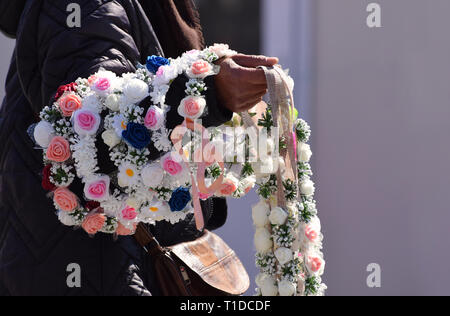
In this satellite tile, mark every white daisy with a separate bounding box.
[112,114,128,138]
[118,162,139,188]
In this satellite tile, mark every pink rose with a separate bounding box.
[82,212,106,235]
[84,176,110,201]
[54,187,78,212]
[306,254,325,275]
[58,94,82,117]
[199,192,211,200]
[144,106,164,130]
[244,185,253,195]
[94,77,110,91]
[305,225,319,242]
[191,60,212,77]
[161,152,183,176]
[309,257,322,273]
[156,67,165,77]
[178,96,206,119]
[121,206,138,220]
[46,136,71,163]
[73,109,100,136]
[220,178,238,196]
[88,75,98,85]
[116,222,137,236]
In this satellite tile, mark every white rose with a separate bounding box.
[298,142,312,162]
[141,163,164,188]
[58,211,78,226]
[154,65,179,86]
[105,94,121,112]
[258,274,278,296]
[252,200,270,227]
[102,129,121,148]
[278,280,296,297]
[33,121,55,148]
[300,179,315,196]
[254,228,273,253]
[123,78,149,103]
[274,247,293,266]
[269,207,288,226]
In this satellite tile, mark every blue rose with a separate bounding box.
[146,55,170,74]
[169,187,192,212]
[122,122,151,150]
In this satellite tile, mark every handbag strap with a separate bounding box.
[134,223,165,256]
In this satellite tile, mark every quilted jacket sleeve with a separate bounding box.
[15,0,162,114]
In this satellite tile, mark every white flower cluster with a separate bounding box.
[50,164,75,187]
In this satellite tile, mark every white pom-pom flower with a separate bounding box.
[33,121,55,148]
[252,200,270,227]
[300,178,315,196]
[257,274,278,296]
[254,228,273,253]
[141,163,164,188]
[298,142,312,163]
[278,279,296,297]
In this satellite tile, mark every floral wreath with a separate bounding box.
[29,44,325,296]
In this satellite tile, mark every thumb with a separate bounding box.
[232,54,279,68]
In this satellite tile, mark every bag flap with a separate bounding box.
[169,231,250,295]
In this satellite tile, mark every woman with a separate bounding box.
[0,0,276,296]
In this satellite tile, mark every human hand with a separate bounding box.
[214,54,279,113]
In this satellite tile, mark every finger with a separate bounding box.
[238,97,264,112]
[242,90,267,104]
[232,54,279,68]
[240,85,268,98]
[237,67,267,85]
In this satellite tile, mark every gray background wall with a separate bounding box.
[2,0,450,296]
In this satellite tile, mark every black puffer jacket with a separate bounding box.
[0,0,231,296]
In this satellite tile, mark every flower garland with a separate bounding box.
[29,44,325,296]
[252,113,326,296]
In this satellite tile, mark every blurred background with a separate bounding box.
[2,0,450,295]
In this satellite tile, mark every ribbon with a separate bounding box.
[171,119,225,231]
[243,66,300,207]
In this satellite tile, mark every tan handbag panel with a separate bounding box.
[169,230,250,295]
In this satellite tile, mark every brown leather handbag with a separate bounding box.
[134,223,250,296]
